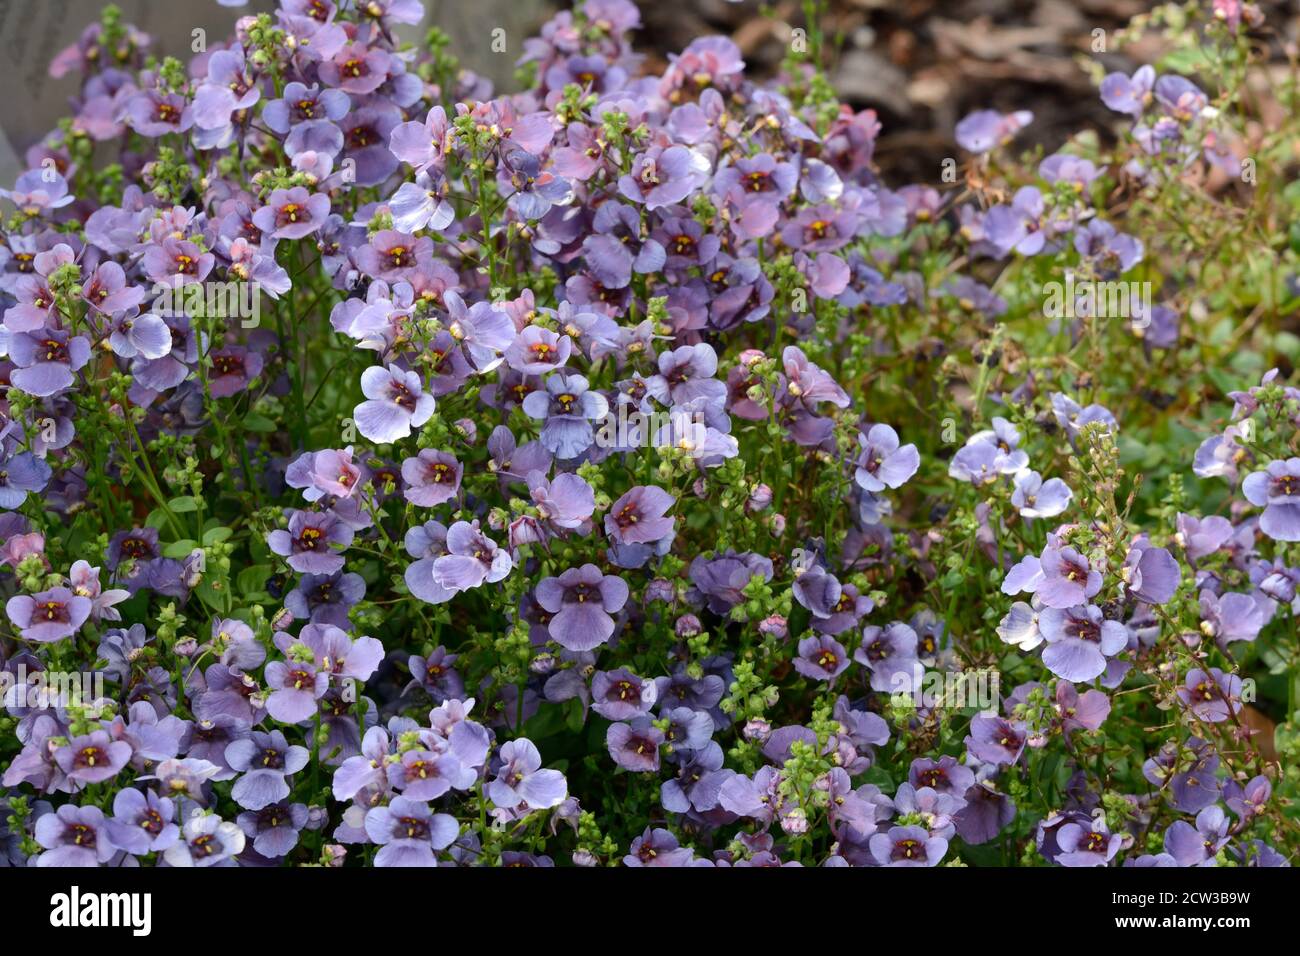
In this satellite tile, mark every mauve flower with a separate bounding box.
[237,801,310,858]
[1122,541,1180,604]
[264,656,330,725]
[408,520,512,604]
[252,186,331,241]
[869,825,948,867]
[208,346,264,398]
[267,510,354,575]
[1224,775,1271,820]
[388,104,454,173]
[0,451,52,508]
[793,635,850,681]
[1039,604,1128,682]
[1177,667,1242,723]
[535,564,629,651]
[522,372,608,459]
[855,622,919,692]
[108,309,171,360]
[1243,459,1300,541]
[487,738,567,810]
[264,81,350,135]
[106,788,179,855]
[354,364,436,444]
[8,329,92,397]
[319,41,393,95]
[1164,805,1230,866]
[624,827,695,867]
[433,287,511,362]
[164,814,246,867]
[606,718,664,772]
[1175,513,1233,562]
[505,325,572,375]
[1012,471,1073,519]
[54,730,132,785]
[618,144,708,210]
[1,168,75,217]
[225,730,310,809]
[605,485,676,546]
[854,424,920,492]
[661,741,728,814]
[1101,65,1155,117]
[948,441,1001,486]
[401,449,462,506]
[365,796,459,867]
[35,804,115,867]
[965,715,1027,766]
[1035,544,1102,609]
[387,749,475,800]
[7,586,91,642]
[1198,589,1266,648]
[954,109,1033,153]
[1056,819,1122,866]
[591,667,657,721]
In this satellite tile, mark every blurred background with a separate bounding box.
[1,0,1298,186]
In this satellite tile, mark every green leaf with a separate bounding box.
[203,526,233,546]
[162,539,199,558]
[237,564,272,595]
[168,496,199,513]
[244,413,277,433]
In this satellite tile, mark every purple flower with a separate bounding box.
[407,520,512,604]
[54,731,132,785]
[624,827,695,867]
[1035,544,1103,609]
[225,730,310,809]
[854,424,920,492]
[8,329,92,397]
[855,622,920,692]
[869,825,948,867]
[535,564,629,652]
[522,372,608,459]
[401,449,462,507]
[364,797,460,867]
[954,109,1033,153]
[6,586,91,642]
[0,451,52,508]
[1177,668,1243,723]
[164,815,245,867]
[647,343,726,407]
[618,145,708,210]
[660,742,727,814]
[591,668,658,721]
[487,738,567,810]
[388,105,454,173]
[1101,65,1155,117]
[606,718,664,772]
[237,802,310,858]
[1243,459,1300,541]
[605,485,676,546]
[1012,471,1072,519]
[1122,542,1180,604]
[264,657,330,725]
[1055,819,1122,866]
[252,187,331,240]
[505,325,572,375]
[1164,805,1230,866]
[106,788,179,855]
[267,510,354,575]
[35,804,115,867]
[965,714,1027,766]
[354,365,436,444]
[1039,604,1128,682]
[792,634,850,681]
